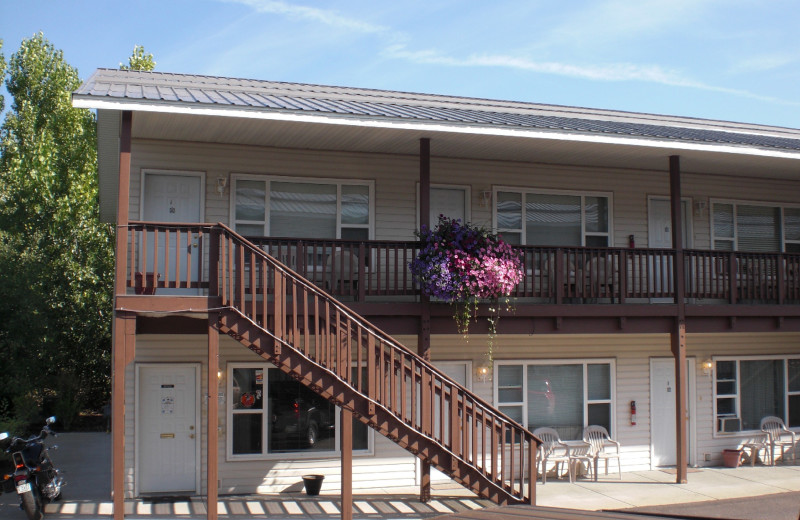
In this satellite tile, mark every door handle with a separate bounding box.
[189,434,195,439]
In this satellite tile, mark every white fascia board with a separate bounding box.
[72,97,800,162]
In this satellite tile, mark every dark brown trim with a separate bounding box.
[669,155,688,484]
[418,137,432,503]
[115,111,132,297]
[207,313,219,520]
[112,111,133,520]
[341,408,353,520]
[117,295,222,313]
[419,138,431,230]
[112,312,134,520]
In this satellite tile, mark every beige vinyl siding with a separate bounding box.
[124,329,800,496]
[684,332,800,466]
[125,334,415,497]
[398,332,800,470]
[414,333,666,472]
[128,139,798,250]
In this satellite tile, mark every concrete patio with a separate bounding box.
[2,433,799,519]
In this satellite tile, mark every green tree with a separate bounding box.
[120,44,155,71]
[0,33,114,429]
[0,40,6,112]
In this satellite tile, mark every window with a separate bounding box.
[231,175,373,240]
[713,356,800,433]
[495,188,611,247]
[495,360,614,440]
[416,184,471,229]
[712,201,800,252]
[227,364,370,459]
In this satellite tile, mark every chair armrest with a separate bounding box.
[607,439,621,453]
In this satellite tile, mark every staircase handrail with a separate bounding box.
[216,223,536,438]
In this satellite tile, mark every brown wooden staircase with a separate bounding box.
[130,222,540,505]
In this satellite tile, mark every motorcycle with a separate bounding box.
[0,416,65,520]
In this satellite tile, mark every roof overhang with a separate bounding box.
[74,96,800,181]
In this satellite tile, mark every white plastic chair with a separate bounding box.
[532,427,571,483]
[583,425,622,481]
[760,416,797,465]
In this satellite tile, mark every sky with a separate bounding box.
[2,0,799,128]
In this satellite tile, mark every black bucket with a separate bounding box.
[302,475,324,496]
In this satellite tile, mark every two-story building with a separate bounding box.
[73,69,800,519]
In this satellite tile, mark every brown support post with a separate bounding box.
[418,137,432,503]
[669,155,689,484]
[420,138,431,230]
[207,313,219,520]
[528,438,538,505]
[340,408,353,520]
[112,110,133,520]
[112,313,133,520]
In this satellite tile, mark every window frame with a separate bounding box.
[710,198,800,252]
[493,358,616,439]
[712,355,800,437]
[229,174,375,239]
[226,362,374,461]
[492,186,614,246]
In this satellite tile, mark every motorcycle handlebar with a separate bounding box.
[2,425,55,452]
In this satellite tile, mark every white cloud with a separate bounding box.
[221,0,390,35]
[536,0,724,50]
[730,53,798,74]
[384,45,800,107]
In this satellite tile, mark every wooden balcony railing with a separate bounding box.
[124,222,800,305]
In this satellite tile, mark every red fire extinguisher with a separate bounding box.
[629,234,635,248]
[630,400,637,426]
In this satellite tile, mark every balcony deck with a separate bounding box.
[121,222,800,335]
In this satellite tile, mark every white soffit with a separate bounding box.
[73,97,800,164]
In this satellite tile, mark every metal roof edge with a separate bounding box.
[76,69,800,138]
[71,96,800,161]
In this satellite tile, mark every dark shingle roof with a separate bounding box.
[74,69,800,153]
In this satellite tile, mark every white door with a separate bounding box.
[141,171,204,294]
[137,364,200,494]
[650,358,693,467]
[648,199,690,299]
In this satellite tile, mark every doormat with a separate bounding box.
[660,468,702,475]
[143,496,193,504]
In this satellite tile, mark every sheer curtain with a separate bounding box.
[527,364,583,440]
[739,359,784,430]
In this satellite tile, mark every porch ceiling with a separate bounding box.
[132,111,800,180]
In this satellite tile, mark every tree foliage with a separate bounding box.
[120,44,156,71]
[0,33,114,430]
[0,40,6,113]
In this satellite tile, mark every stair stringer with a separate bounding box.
[218,309,526,505]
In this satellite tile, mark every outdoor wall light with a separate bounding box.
[702,359,714,376]
[216,176,228,196]
[479,190,492,207]
[475,365,492,383]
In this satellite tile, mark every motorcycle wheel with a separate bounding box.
[306,422,318,447]
[21,487,43,520]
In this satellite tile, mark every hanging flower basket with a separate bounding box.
[410,216,523,359]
